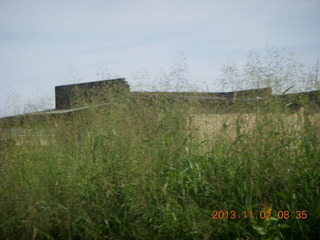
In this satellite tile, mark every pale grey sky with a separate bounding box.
[1,0,319,117]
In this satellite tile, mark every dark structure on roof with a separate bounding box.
[55,78,129,110]
[130,87,272,102]
[280,89,320,102]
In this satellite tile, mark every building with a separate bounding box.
[1,77,319,146]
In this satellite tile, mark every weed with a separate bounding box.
[1,49,319,239]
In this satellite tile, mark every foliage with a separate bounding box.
[131,52,197,92]
[0,91,319,239]
[1,48,319,239]
[219,46,320,94]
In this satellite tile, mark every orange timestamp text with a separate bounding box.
[211,210,308,220]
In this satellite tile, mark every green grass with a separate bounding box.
[0,95,319,239]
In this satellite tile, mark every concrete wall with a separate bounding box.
[55,78,130,109]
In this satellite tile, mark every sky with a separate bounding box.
[0,0,319,117]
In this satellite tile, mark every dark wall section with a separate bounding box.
[55,78,130,109]
[280,90,320,102]
[131,87,272,101]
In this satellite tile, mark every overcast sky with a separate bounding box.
[0,0,319,117]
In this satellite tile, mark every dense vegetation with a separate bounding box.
[1,48,320,239]
[0,93,319,239]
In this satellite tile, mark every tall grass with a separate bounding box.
[1,48,320,239]
[0,91,319,239]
